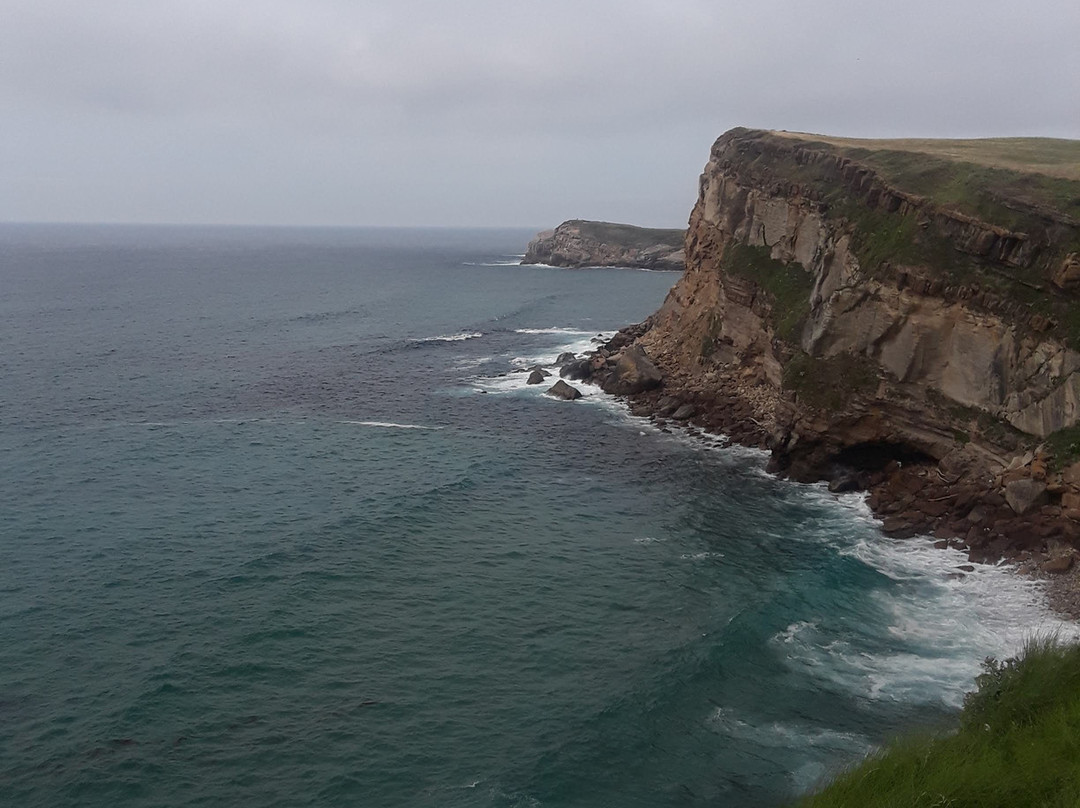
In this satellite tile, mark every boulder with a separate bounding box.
[559,358,593,381]
[555,352,577,364]
[526,370,546,385]
[1043,555,1075,574]
[601,345,663,396]
[1004,478,1049,515]
[546,380,582,400]
[1061,462,1080,487]
[671,404,697,421]
[1051,253,1080,291]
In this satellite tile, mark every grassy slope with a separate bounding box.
[797,637,1080,808]
[772,132,1080,182]
[771,131,1080,232]
[732,130,1080,355]
[568,219,686,250]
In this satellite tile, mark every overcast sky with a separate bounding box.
[3,0,1078,228]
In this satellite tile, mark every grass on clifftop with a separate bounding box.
[570,220,686,250]
[773,131,1080,182]
[797,636,1080,808]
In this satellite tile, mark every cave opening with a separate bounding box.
[832,441,936,472]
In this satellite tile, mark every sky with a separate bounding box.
[3,0,1078,228]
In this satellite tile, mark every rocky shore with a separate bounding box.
[546,326,1080,619]
[534,128,1080,616]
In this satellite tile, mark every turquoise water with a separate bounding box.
[0,224,1069,807]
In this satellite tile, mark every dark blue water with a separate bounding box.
[0,224,1067,807]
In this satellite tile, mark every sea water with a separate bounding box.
[0,224,1072,807]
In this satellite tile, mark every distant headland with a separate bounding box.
[521,219,686,271]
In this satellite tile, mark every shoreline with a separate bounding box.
[563,327,1080,624]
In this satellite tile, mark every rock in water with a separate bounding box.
[526,370,546,385]
[546,380,582,400]
[559,358,593,381]
[601,345,662,396]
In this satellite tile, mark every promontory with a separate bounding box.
[522,219,686,271]
[573,127,1080,594]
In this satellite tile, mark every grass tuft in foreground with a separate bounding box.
[797,636,1080,808]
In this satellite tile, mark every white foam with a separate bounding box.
[505,331,613,368]
[514,327,597,336]
[680,551,725,561]
[472,329,616,394]
[340,421,442,430]
[708,707,869,752]
[707,707,873,793]
[418,332,483,343]
[769,507,1079,708]
[567,402,1077,710]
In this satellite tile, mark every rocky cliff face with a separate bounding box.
[604,128,1080,569]
[522,219,685,270]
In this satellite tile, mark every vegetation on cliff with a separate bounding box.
[567,220,685,250]
[734,129,1080,350]
[781,351,878,411]
[720,243,814,342]
[521,219,686,270]
[776,132,1080,225]
[798,637,1080,808]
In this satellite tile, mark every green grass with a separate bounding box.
[568,220,685,250]
[797,637,1080,808]
[781,351,878,410]
[772,132,1080,183]
[721,243,815,341]
[1046,424,1080,470]
[839,148,1080,233]
[827,200,975,281]
[731,130,1080,349]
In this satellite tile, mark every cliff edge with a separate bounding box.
[588,128,1080,581]
[522,219,685,270]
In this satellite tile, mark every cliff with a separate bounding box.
[588,128,1080,577]
[522,219,685,270]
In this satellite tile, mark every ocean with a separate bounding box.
[0,224,1072,807]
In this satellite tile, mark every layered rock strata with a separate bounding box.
[522,219,685,270]
[581,128,1080,582]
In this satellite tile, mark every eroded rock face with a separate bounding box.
[604,127,1080,559]
[638,128,1080,468]
[522,220,686,271]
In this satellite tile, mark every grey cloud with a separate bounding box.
[2,0,1077,226]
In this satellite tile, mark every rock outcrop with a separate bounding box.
[546,379,583,400]
[522,220,685,270]
[592,127,1080,567]
[601,345,663,396]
